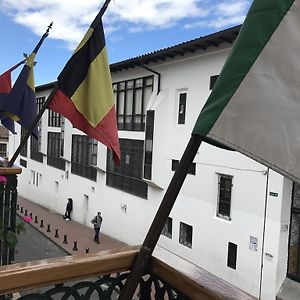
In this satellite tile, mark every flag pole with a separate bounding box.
[118,134,202,299]
[7,22,53,167]
[8,0,112,167]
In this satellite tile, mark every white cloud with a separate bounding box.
[185,0,250,30]
[0,0,251,49]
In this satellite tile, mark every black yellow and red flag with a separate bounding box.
[48,7,120,162]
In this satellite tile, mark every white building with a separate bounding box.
[8,25,299,300]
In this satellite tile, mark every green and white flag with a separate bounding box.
[193,0,300,182]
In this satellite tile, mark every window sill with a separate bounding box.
[214,215,232,224]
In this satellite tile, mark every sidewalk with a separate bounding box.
[17,195,127,255]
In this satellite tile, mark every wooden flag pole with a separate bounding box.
[118,134,203,299]
[8,0,112,167]
[7,22,53,167]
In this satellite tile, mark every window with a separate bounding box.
[178,92,187,124]
[19,159,27,168]
[107,139,148,198]
[216,174,233,220]
[210,75,219,90]
[0,143,7,158]
[144,110,154,180]
[71,135,97,181]
[114,76,153,131]
[47,132,65,170]
[48,109,62,127]
[162,217,173,239]
[30,136,43,162]
[179,222,193,248]
[227,242,237,269]
[172,159,196,175]
[30,97,44,163]
[20,127,28,157]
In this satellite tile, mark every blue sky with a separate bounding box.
[0,0,252,85]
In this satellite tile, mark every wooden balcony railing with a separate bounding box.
[0,245,257,300]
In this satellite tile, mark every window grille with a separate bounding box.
[20,128,28,157]
[227,242,237,269]
[288,182,300,282]
[47,132,65,170]
[114,75,153,131]
[144,110,154,180]
[48,110,62,127]
[106,138,148,198]
[162,217,173,239]
[216,174,233,220]
[71,135,97,181]
[19,159,27,168]
[178,92,187,124]
[0,143,7,158]
[30,136,43,163]
[179,222,193,248]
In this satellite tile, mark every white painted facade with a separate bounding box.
[8,28,295,299]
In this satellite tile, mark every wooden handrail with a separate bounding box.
[0,246,140,295]
[0,157,22,175]
[0,245,256,299]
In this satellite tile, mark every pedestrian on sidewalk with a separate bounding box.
[63,198,73,220]
[91,212,102,244]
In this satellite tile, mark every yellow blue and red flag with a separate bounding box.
[48,12,120,162]
[0,53,38,138]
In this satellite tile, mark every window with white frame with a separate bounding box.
[216,174,233,220]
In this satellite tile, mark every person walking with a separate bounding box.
[91,212,102,244]
[63,198,73,220]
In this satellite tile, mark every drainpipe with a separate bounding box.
[141,64,161,95]
[259,167,270,299]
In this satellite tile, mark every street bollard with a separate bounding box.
[47,224,51,232]
[63,234,68,244]
[25,209,28,216]
[30,212,33,218]
[20,207,24,213]
[55,228,59,238]
[73,240,78,251]
[86,248,89,253]
[34,216,38,223]
[16,204,19,211]
[40,219,44,228]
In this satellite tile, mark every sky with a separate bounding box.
[0,0,252,85]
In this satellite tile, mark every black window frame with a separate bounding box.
[179,222,193,248]
[71,135,97,181]
[144,110,155,180]
[162,217,173,239]
[227,242,238,269]
[216,174,233,220]
[210,75,219,90]
[114,75,153,131]
[106,138,148,199]
[20,127,28,157]
[48,109,62,127]
[178,92,187,124]
[47,132,65,170]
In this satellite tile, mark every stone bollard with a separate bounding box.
[47,224,51,232]
[63,234,68,244]
[73,240,78,251]
[20,207,24,213]
[25,209,28,216]
[55,228,59,238]
[30,212,33,218]
[34,216,38,223]
[40,219,44,228]
[16,204,19,211]
[86,248,89,253]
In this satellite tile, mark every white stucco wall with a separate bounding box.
[8,43,294,300]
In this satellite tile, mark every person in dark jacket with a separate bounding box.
[63,198,73,220]
[91,212,102,243]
